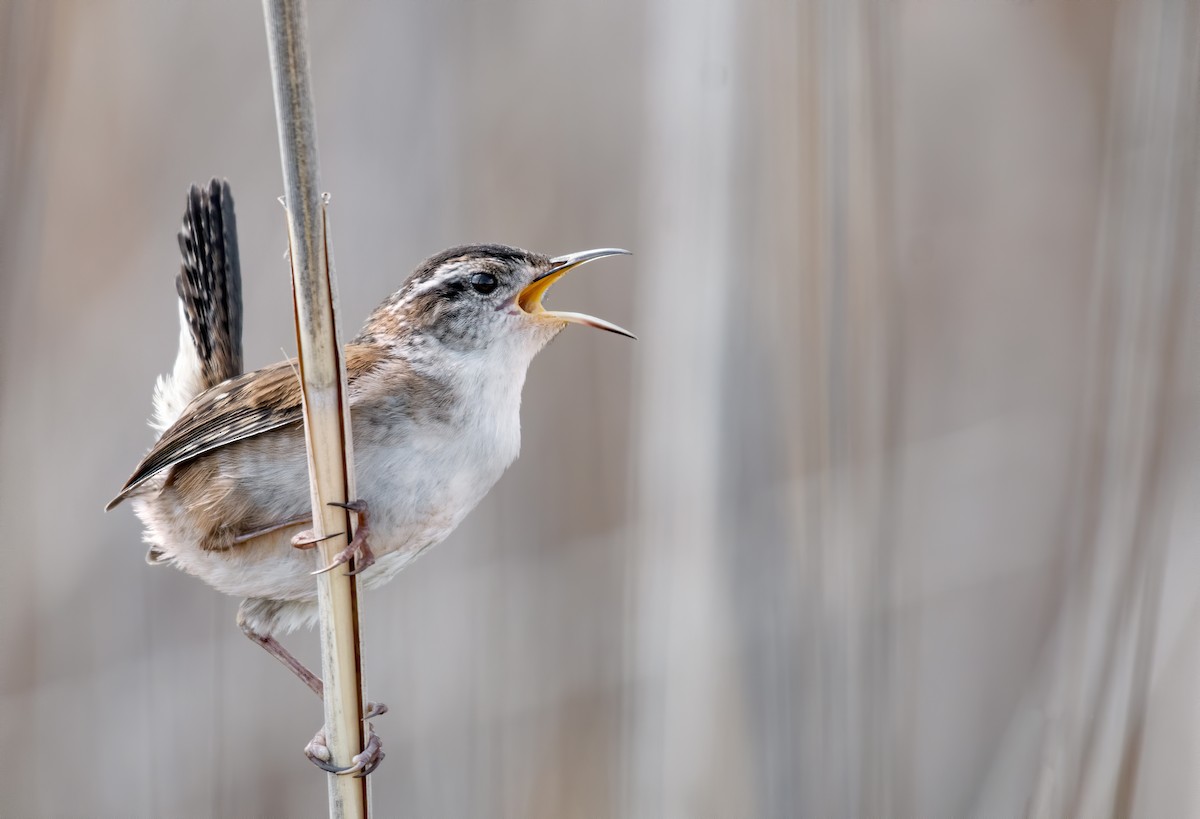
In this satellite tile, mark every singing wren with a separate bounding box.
[107,179,633,774]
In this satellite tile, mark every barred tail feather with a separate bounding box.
[151,179,243,435]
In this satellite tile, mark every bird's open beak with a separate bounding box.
[517,248,636,339]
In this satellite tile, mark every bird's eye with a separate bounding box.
[470,272,498,294]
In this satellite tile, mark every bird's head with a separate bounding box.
[360,244,634,360]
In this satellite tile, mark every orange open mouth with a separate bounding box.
[516,248,636,339]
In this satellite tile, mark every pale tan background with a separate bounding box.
[2,1,1199,817]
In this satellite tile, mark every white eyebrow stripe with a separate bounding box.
[400,260,473,303]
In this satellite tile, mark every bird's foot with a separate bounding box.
[304,727,385,777]
[309,499,375,576]
[291,500,375,576]
[304,703,388,777]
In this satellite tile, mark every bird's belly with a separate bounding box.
[148,472,485,603]
[142,415,515,603]
[353,442,504,587]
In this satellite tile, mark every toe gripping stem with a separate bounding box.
[305,702,389,777]
[292,499,377,576]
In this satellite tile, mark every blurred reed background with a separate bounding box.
[2,1,1199,817]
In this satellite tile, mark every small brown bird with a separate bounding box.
[108,179,633,774]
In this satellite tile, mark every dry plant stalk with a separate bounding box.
[262,0,370,815]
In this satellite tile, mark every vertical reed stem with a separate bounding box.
[261,2,369,816]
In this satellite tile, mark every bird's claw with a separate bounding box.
[304,705,387,777]
[304,715,384,773]
[291,529,342,549]
[304,729,385,777]
[311,499,376,576]
[304,729,339,772]
[349,730,385,777]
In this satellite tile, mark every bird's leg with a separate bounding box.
[237,606,388,775]
[237,609,324,697]
[234,513,313,544]
[303,499,376,576]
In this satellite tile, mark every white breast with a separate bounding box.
[353,344,527,588]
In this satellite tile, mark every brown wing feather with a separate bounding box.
[108,344,387,509]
